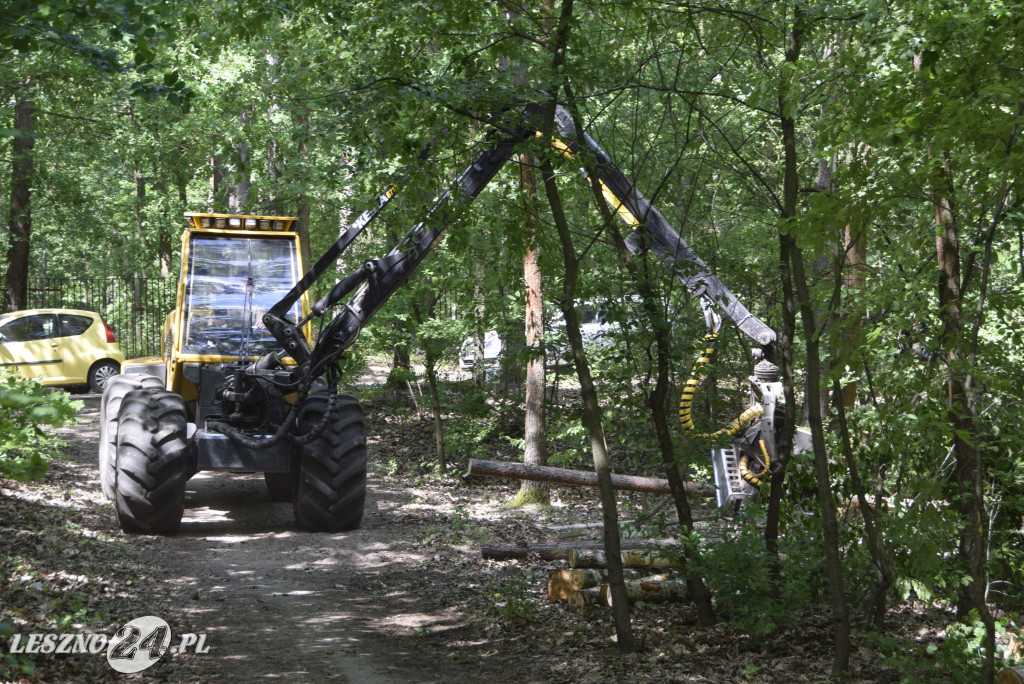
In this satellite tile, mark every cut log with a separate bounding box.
[570,568,649,590]
[999,666,1024,684]
[467,459,715,497]
[567,587,601,608]
[480,538,679,562]
[571,568,608,590]
[547,569,575,601]
[569,547,682,569]
[599,579,689,607]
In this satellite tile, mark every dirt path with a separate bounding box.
[148,471,475,682]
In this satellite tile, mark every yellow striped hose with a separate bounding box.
[678,333,767,487]
[739,439,772,488]
[678,332,719,433]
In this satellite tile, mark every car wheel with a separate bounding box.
[88,360,121,393]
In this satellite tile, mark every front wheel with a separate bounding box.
[293,395,367,532]
[99,374,162,500]
[114,389,190,534]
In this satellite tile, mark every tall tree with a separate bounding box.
[4,94,35,312]
[511,150,551,507]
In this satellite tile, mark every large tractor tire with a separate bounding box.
[293,395,367,532]
[98,374,162,500]
[113,389,190,534]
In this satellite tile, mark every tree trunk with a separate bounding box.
[229,111,251,212]
[513,151,550,507]
[780,8,849,676]
[568,568,655,590]
[294,108,312,266]
[472,262,488,384]
[541,146,634,651]
[4,96,35,313]
[931,149,995,681]
[840,215,866,408]
[413,292,446,472]
[998,666,1024,684]
[766,226,798,561]
[385,345,416,408]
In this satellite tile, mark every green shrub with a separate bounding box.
[0,371,80,481]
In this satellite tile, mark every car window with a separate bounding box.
[59,314,95,337]
[0,314,57,342]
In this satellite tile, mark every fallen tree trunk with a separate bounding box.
[599,578,689,607]
[570,568,654,590]
[569,548,682,569]
[481,539,679,562]
[467,459,715,497]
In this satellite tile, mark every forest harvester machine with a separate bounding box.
[99,104,806,534]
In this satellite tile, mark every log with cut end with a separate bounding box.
[480,538,679,562]
[547,570,574,601]
[467,458,715,497]
[570,568,607,590]
[599,578,689,607]
[570,568,650,590]
[999,667,1024,684]
[567,587,601,608]
[569,547,682,569]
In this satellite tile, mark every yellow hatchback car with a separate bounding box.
[0,308,125,393]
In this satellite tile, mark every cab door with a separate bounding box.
[0,313,62,382]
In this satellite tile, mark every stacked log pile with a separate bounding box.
[468,459,696,610]
[484,540,692,609]
[551,546,688,608]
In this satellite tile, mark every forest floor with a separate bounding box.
[0,375,1001,683]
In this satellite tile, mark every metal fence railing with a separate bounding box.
[26,277,177,359]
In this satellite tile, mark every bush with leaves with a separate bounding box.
[0,371,80,482]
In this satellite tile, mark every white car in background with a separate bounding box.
[459,303,619,371]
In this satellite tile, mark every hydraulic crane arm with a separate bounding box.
[260,104,774,386]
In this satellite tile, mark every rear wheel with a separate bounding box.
[114,389,190,534]
[88,360,121,394]
[99,374,162,500]
[293,395,367,531]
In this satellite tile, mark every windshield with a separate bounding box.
[182,236,303,356]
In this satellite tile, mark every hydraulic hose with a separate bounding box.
[678,333,764,441]
[739,439,772,489]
